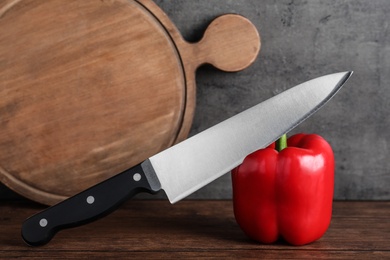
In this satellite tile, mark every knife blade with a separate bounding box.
[21,71,352,246]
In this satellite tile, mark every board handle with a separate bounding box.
[192,14,261,72]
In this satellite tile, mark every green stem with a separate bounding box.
[275,134,287,152]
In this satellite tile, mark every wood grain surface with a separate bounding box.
[1,200,389,259]
[0,0,260,205]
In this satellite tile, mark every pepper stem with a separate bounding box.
[275,134,287,152]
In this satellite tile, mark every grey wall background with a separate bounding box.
[1,0,389,201]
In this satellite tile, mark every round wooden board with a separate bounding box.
[0,0,260,205]
[0,0,187,205]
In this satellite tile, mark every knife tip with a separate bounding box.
[338,71,353,85]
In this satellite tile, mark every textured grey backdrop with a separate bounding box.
[1,0,389,200]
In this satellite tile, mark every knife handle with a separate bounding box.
[21,163,157,246]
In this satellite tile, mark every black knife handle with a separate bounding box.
[21,163,158,246]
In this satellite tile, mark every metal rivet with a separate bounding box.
[39,218,48,227]
[133,173,141,182]
[86,196,95,204]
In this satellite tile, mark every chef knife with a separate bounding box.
[22,71,352,246]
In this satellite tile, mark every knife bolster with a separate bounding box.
[141,159,162,192]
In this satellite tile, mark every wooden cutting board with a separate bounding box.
[0,0,260,205]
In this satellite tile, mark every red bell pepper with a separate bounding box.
[231,133,334,246]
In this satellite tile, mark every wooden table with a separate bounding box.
[1,200,389,259]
